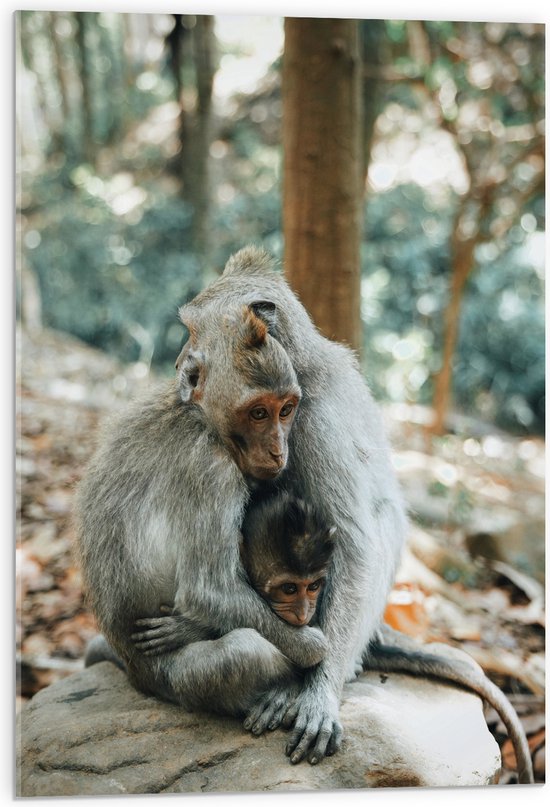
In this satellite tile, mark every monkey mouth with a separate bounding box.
[289,615,309,626]
[251,465,284,481]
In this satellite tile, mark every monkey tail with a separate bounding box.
[364,640,534,785]
[85,634,126,672]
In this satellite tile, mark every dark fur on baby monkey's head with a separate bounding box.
[241,493,336,627]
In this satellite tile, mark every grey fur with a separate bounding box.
[76,246,407,762]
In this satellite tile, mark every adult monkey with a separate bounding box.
[78,299,328,716]
[78,246,406,765]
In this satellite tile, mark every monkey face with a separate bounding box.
[228,392,300,480]
[261,574,326,626]
[176,304,301,480]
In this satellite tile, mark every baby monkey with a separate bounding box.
[240,494,336,627]
[243,493,533,784]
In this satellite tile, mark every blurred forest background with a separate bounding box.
[16,12,545,783]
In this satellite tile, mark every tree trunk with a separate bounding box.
[283,18,363,352]
[183,15,215,256]
[430,234,476,435]
[75,12,94,163]
[100,13,126,144]
[360,20,388,184]
[48,12,71,145]
[169,15,215,257]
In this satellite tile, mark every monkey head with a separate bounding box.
[242,495,337,626]
[176,303,301,481]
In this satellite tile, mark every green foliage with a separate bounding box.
[25,166,202,367]
[361,183,544,434]
[456,243,545,432]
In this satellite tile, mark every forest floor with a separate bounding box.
[16,325,545,783]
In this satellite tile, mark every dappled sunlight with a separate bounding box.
[134,100,180,145]
[70,166,149,219]
[369,122,469,197]
[214,16,283,103]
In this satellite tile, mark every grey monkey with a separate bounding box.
[135,490,533,783]
[77,246,407,765]
[78,301,326,719]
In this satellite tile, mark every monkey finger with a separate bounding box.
[134,636,173,650]
[267,700,293,731]
[243,718,260,733]
[306,719,336,765]
[266,685,300,730]
[251,695,289,735]
[140,637,183,654]
[134,617,174,628]
[285,719,310,762]
[281,700,300,729]
[131,632,174,644]
[250,712,272,735]
[243,696,274,731]
[245,688,286,733]
[134,644,169,654]
[131,625,177,641]
[325,721,343,756]
[287,730,316,765]
[132,634,178,651]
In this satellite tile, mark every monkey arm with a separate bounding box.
[174,565,328,670]
[129,597,326,667]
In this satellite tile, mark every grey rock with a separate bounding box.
[17,661,501,796]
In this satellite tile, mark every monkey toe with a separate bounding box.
[325,723,343,756]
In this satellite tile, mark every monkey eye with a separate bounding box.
[280,582,297,595]
[250,406,269,421]
[279,402,295,418]
[308,579,324,592]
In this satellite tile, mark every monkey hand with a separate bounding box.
[131,606,197,655]
[283,685,343,765]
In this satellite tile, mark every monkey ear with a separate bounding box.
[240,308,269,349]
[178,350,203,403]
[249,301,277,335]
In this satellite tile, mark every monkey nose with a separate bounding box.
[293,608,309,625]
[270,451,284,465]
